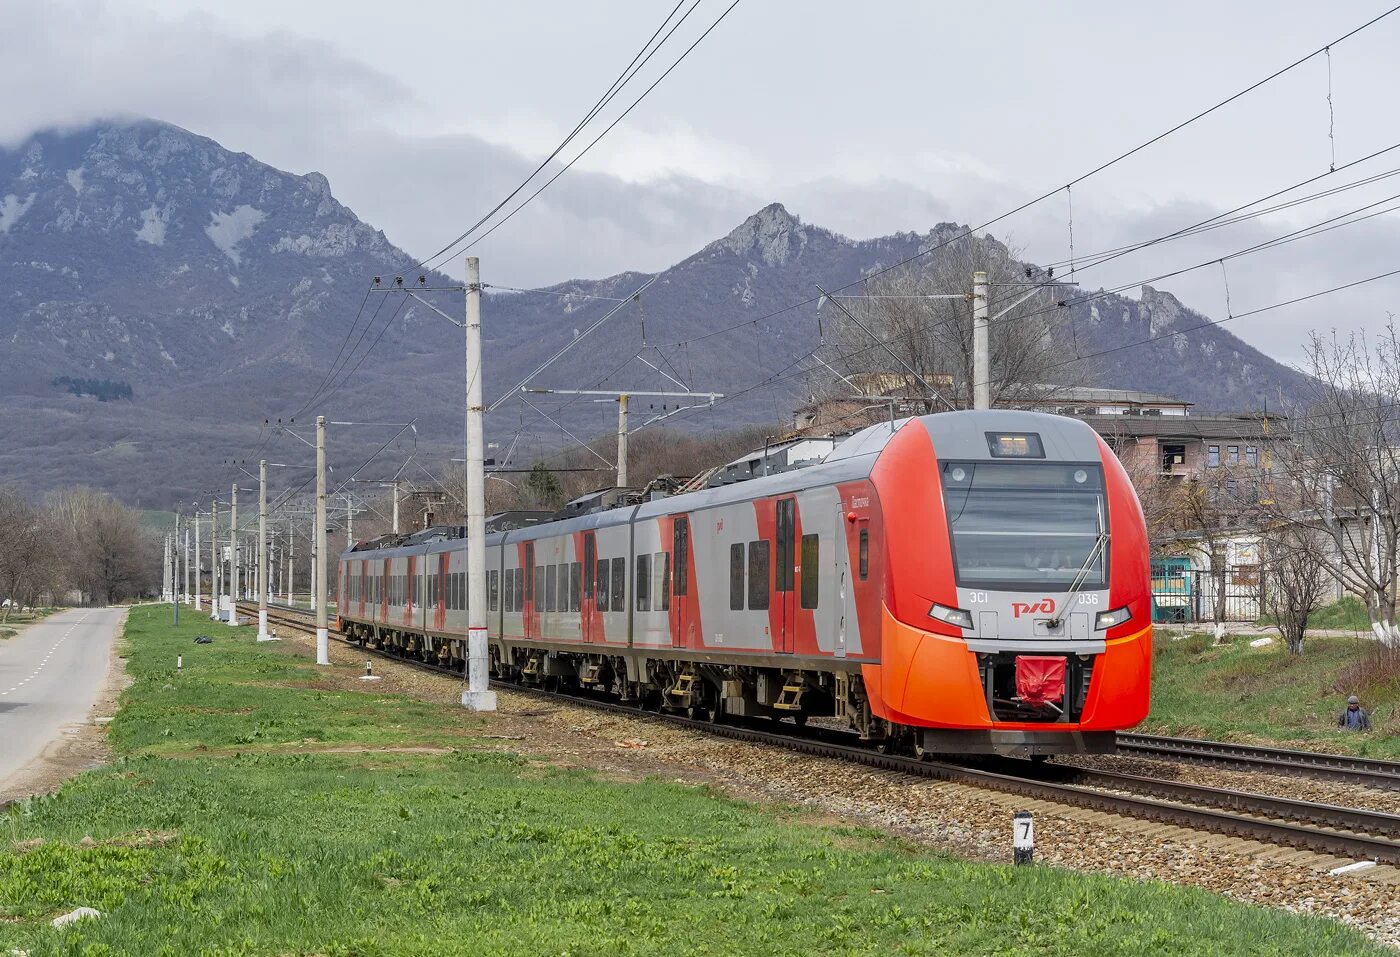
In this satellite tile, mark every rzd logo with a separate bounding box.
[1011,598,1056,618]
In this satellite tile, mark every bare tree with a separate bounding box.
[827,233,1083,410]
[0,487,59,619]
[1159,465,1258,634]
[1260,522,1329,655]
[1273,327,1400,642]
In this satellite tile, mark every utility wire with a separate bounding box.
[416,0,705,270]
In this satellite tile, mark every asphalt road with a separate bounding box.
[0,606,123,795]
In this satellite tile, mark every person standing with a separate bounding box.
[1338,695,1372,732]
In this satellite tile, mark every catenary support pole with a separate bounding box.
[257,460,273,640]
[210,500,220,619]
[973,270,990,410]
[227,485,238,625]
[194,512,201,611]
[345,495,353,548]
[287,517,294,605]
[392,480,400,534]
[616,393,629,488]
[185,527,191,604]
[462,255,497,711]
[315,415,330,665]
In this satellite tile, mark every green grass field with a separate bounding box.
[0,607,1386,956]
[1145,628,1400,758]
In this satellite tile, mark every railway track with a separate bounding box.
[243,602,1400,865]
[1118,733,1400,790]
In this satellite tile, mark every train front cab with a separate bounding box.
[861,412,1152,757]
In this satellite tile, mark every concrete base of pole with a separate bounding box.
[316,628,330,666]
[461,689,497,710]
[256,610,279,641]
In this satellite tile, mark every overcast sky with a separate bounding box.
[6,0,1400,364]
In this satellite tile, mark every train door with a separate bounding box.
[582,532,597,643]
[776,499,796,654]
[524,542,536,640]
[670,518,691,649]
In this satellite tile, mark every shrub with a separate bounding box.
[1334,642,1400,702]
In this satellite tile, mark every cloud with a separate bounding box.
[4,0,1398,364]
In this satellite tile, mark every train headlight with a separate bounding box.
[1095,606,1132,630]
[928,602,973,630]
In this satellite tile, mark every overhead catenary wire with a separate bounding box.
[417,0,721,271]
[446,0,744,261]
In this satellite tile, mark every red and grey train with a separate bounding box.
[337,410,1152,756]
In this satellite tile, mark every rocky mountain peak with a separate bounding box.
[707,201,810,266]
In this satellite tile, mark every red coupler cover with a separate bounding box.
[1015,656,1066,706]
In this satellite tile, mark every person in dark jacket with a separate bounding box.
[1338,695,1372,731]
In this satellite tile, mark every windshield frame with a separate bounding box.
[940,460,1110,593]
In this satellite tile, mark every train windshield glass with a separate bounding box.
[940,462,1107,590]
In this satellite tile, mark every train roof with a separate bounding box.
[337,410,1101,560]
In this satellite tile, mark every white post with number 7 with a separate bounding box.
[1013,811,1034,865]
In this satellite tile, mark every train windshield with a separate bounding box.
[940,462,1107,590]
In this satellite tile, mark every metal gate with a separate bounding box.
[1152,560,1263,623]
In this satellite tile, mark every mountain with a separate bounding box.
[0,120,1313,506]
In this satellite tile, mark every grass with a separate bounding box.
[1259,596,1373,632]
[0,607,1386,956]
[1147,629,1400,757]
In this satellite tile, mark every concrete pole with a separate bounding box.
[462,255,496,710]
[616,393,630,488]
[194,512,201,611]
[345,495,353,548]
[310,536,317,615]
[257,460,273,641]
[162,534,170,601]
[184,527,191,605]
[210,501,220,619]
[315,415,329,665]
[287,517,294,605]
[227,485,238,625]
[972,270,990,410]
[392,480,400,534]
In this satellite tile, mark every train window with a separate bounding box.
[410,572,417,606]
[729,543,744,610]
[940,462,1107,589]
[672,519,689,597]
[610,557,625,610]
[583,535,596,597]
[776,500,795,592]
[570,563,582,612]
[595,560,610,611]
[488,570,499,612]
[461,572,468,610]
[524,545,535,601]
[655,552,670,612]
[859,530,869,581]
[545,565,557,613]
[535,566,544,608]
[748,541,770,610]
[635,554,651,612]
[801,534,820,609]
[502,568,513,612]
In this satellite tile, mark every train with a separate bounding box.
[336,409,1152,757]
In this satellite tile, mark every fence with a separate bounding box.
[1151,560,1263,624]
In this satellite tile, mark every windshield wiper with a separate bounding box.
[1046,529,1108,629]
